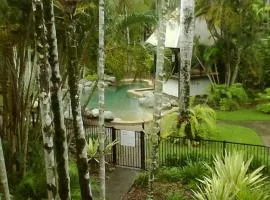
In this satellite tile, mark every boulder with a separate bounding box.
[104,75,116,83]
[162,102,172,110]
[91,108,99,118]
[138,95,154,108]
[170,99,178,107]
[104,111,114,120]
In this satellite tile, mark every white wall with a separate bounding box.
[163,77,210,97]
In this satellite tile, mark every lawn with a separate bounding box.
[160,110,263,145]
[215,123,263,145]
[216,108,270,121]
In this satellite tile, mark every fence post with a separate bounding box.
[222,141,226,157]
[141,123,146,170]
[112,127,117,165]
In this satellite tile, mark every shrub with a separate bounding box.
[180,161,208,184]
[208,84,248,111]
[157,167,182,182]
[167,192,187,200]
[255,88,270,114]
[193,151,269,200]
[133,171,149,187]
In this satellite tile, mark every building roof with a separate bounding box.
[145,10,214,48]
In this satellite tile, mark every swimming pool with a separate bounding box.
[82,82,152,121]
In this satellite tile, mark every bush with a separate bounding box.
[167,192,187,200]
[208,84,248,111]
[133,171,149,187]
[256,88,270,114]
[157,167,183,182]
[193,151,269,200]
[180,161,207,184]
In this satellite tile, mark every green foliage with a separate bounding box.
[256,88,270,114]
[157,167,182,182]
[208,84,248,111]
[133,171,149,187]
[14,172,47,200]
[167,192,186,200]
[193,151,269,200]
[85,74,98,81]
[179,104,217,139]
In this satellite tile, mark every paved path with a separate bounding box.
[220,120,270,147]
[106,167,139,200]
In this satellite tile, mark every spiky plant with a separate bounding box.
[193,151,269,200]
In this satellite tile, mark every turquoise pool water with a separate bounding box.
[82,82,152,121]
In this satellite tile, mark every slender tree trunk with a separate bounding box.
[231,47,242,85]
[148,0,167,199]
[66,17,93,200]
[178,0,195,138]
[44,1,70,199]
[33,1,57,199]
[0,137,10,200]
[98,0,106,199]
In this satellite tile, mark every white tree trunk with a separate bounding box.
[66,19,93,199]
[148,0,167,199]
[178,0,195,137]
[98,0,106,199]
[44,0,71,199]
[0,137,10,200]
[33,1,57,199]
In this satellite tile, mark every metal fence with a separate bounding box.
[158,136,270,174]
[66,121,270,173]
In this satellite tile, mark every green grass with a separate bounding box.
[216,108,270,121]
[160,111,263,145]
[215,123,263,145]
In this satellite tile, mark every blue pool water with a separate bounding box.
[82,82,152,121]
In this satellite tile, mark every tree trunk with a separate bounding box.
[148,0,167,199]
[178,0,195,138]
[66,17,93,200]
[33,1,57,199]
[231,47,242,85]
[98,0,106,199]
[44,1,70,199]
[0,137,10,200]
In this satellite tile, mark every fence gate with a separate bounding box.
[83,124,146,169]
[112,128,146,169]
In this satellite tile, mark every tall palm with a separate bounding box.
[178,0,195,138]
[98,0,106,199]
[43,0,71,199]
[33,0,57,199]
[148,0,167,199]
[65,1,93,199]
[0,137,10,200]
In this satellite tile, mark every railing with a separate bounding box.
[65,121,270,173]
[158,136,270,174]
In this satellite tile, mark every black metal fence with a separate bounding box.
[66,121,270,173]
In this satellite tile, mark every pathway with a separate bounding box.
[221,120,270,147]
[106,167,139,200]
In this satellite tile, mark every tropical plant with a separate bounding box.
[193,151,269,200]
[256,88,270,114]
[87,137,118,165]
[179,104,217,139]
[208,84,248,111]
[0,137,10,200]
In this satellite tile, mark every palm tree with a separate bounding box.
[33,0,57,199]
[43,0,71,199]
[65,1,93,199]
[178,0,195,138]
[98,0,106,199]
[0,137,10,200]
[148,0,168,199]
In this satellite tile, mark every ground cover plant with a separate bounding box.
[256,88,270,114]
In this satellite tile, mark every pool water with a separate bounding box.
[82,82,152,121]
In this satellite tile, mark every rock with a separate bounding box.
[104,111,114,120]
[170,99,178,107]
[138,95,154,108]
[162,102,172,110]
[91,108,99,118]
[84,81,93,87]
[104,75,116,83]
[84,108,92,117]
[143,91,154,98]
